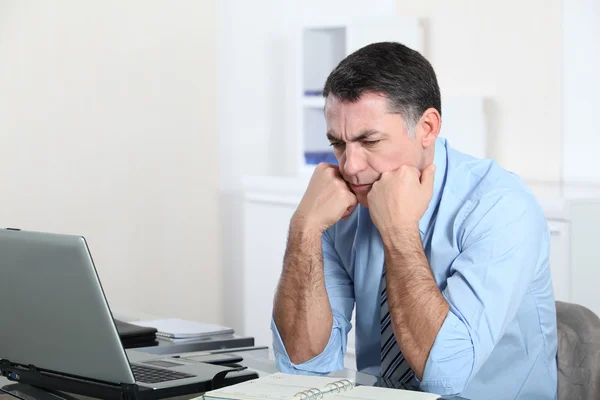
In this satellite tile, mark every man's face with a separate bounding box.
[324,92,428,207]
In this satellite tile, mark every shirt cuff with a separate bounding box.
[419,310,475,396]
[270,314,347,375]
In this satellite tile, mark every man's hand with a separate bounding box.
[293,163,358,233]
[367,164,436,233]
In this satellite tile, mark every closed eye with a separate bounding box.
[363,140,380,146]
[329,141,345,149]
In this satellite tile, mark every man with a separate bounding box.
[271,42,558,399]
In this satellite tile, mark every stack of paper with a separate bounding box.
[133,318,234,342]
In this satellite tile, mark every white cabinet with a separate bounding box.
[532,182,600,316]
[560,198,600,316]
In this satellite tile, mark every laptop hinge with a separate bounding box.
[0,359,39,381]
[120,382,138,396]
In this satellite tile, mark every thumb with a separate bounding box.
[421,164,436,188]
[341,205,357,220]
[341,194,359,220]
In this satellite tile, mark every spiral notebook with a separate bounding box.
[201,372,440,400]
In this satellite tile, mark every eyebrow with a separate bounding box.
[326,129,384,142]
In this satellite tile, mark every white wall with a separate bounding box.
[0,1,223,323]
[396,0,563,183]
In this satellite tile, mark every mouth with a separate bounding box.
[349,183,373,194]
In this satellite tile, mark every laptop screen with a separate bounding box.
[0,229,136,385]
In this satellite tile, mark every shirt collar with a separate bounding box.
[418,137,447,235]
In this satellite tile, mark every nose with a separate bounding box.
[343,144,366,177]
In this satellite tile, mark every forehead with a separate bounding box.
[324,92,390,122]
[324,92,406,135]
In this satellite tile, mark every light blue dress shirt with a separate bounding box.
[272,138,558,399]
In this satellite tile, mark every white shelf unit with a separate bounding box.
[295,17,424,175]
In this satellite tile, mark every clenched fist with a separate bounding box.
[292,163,358,233]
[367,164,436,233]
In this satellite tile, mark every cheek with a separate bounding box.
[377,144,420,170]
[369,151,408,172]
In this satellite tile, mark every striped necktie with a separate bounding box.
[380,268,417,389]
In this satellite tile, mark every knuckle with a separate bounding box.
[399,165,417,178]
[316,162,330,172]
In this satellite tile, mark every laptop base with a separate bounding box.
[0,359,258,400]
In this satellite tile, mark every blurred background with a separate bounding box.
[1,0,598,365]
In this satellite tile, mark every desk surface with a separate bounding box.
[1,346,469,399]
[0,347,380,400]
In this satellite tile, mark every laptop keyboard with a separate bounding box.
[130,364,195,384]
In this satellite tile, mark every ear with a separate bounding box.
[417,108,441,148]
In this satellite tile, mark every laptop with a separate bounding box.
[0,228,258,399]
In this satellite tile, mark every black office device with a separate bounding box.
[115,320,159,349]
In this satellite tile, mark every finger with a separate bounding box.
[404,165,421,178]
[316,163,339,177]
[317,162,338,169]
[342,193,359,220]
[420,164,437,187]
[342,204,357,220]
[332,167,348,183]
[334,175,354,194]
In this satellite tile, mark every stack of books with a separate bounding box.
[133,318,234,343]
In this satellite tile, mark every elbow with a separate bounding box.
[287,345,324,365]
[421,376,471,397]
[286,330,331,365]
[272,316,346,375]
[271,315,331,367]
[273,317,332,366]
[419,341,474,396]
[418,306,478,396]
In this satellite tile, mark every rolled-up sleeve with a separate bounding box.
[271,227,355,375]
[419,191,549,395]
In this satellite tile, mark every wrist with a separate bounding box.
[290,212,324,238]
[380,221,420,247]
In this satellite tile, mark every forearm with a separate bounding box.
[273,219,333,364]
[382,224,449,379]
